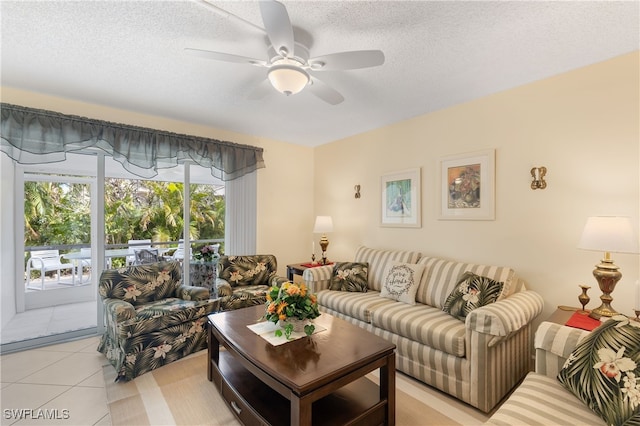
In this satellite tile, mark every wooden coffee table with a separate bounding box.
[207,305,396,426]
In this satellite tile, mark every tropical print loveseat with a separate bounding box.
[215,254,287,311]
[97,261,219,381]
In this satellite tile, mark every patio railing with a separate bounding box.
[23,239,224,290]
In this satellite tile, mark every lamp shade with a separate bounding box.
[313,216,333,233]
[578,216,639,254]
[267,64,309,96]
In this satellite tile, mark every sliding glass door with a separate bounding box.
[6,152,226,350]
[22,174,96,310]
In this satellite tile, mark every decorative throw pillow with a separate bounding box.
[442,271,504,321]
[379,262,425,305]
[557,315,640,425]
[329,262,369,292]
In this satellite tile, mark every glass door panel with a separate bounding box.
[23,178,95,309]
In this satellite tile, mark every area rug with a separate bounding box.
[104,351,490,425]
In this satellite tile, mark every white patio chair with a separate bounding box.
[211,243,220,255]
[134,248,159,265]
[25,249,75,290]
[171,240,192,261]
[78,247,92,284]
[127,239,151,265]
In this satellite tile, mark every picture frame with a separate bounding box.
[381,168,421,228]
[439,149,495,220]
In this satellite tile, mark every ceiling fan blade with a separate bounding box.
[247,79,273,100]
[309,50,385,71]
[308,77,344,105]
[194,0,265,34]
[259,0,295,57]
[185,48,267,67]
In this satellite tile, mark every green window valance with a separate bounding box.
[0,103,265,181]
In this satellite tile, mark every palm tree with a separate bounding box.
[104,178,224,244]
[25,178,225,257]
[24,181,90,247]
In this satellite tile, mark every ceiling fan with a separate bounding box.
[185,0,385,105]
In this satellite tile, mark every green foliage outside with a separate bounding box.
[24,179,225,270]
[25,181,92,248]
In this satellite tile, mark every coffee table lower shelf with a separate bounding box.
[210,350,387,426]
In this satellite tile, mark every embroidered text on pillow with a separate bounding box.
[380,262,425,305]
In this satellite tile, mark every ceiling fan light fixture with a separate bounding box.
[268,64,309,96]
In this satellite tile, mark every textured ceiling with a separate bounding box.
[1,1,638,147]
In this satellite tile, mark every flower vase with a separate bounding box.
[278,318,307,333]
[578,285,590,313]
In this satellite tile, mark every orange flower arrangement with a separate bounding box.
[264,282,320,338]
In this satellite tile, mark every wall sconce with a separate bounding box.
[530,167,547,190]
[354,184,361,199]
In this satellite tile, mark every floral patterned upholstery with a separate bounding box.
[97,261,219,381]
[215,255,287,311]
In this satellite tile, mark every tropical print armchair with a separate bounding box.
[216,254,287,311]
[97,261,219,381]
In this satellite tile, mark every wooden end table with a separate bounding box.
[207,305,396,426]
[546,306,577,325]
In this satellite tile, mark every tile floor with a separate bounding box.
[1,302,97,346]
[0,335,110,426]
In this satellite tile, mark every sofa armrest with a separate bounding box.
[177,285,210,301]
[215,278,232,297]
[102,298,136,323]
[270,274,288,287]
[466,290,544,346]
[534,321,590,378]
[302,265,334,292]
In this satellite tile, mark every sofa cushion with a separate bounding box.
[557,315,640,426]
[219,284,270,312]
[354,246,421,292]
[329,262,369,292]
[115,298,218,340]
[415,257,515,309]
[379,262,425,305]
[442,272,503,321]
[370,302,466,357]
[317,290,396,323]
[217,255,277,287]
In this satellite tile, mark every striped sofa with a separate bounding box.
[485,322,603,425]
[303,246,544,413]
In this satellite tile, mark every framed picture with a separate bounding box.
[381,168,421,227]
[439,149,495,220]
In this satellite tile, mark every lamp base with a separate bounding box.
[319,235,329,265]
[588,258,621,319]
[589,305,617,319]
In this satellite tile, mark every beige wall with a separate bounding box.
[313,51,640,324]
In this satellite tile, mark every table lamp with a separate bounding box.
[578,216,639,318]
[313,216,333,265]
